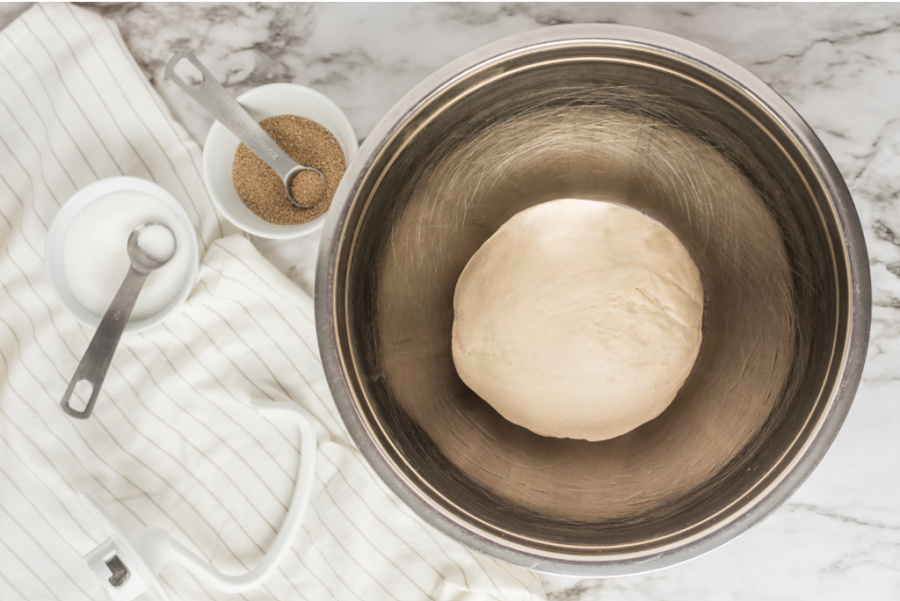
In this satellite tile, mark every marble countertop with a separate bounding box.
[2,3,898,600]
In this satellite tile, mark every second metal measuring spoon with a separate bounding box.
[60,223,176,419]
[166,51,326,209]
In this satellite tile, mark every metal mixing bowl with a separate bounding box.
[316,25,871,575]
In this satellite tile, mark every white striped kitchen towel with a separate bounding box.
[0,4,546,601]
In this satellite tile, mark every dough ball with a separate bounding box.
[451,198,704,441]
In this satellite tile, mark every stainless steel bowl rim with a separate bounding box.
[316,24,872,576]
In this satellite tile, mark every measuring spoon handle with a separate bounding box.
[165,51,297,180]
[60,265,150,419]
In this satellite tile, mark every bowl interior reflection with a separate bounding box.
[334,48,848,558]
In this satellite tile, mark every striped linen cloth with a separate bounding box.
[0,4,546,601]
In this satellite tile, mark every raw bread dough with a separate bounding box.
[451,198,704,441]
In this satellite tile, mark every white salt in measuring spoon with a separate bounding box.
[165,51,327,209]
[60,222,176,419]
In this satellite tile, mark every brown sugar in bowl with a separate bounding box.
[232,115,346,226]
[203,83,358,239]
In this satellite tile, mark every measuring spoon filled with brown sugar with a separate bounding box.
[166,51,327,209]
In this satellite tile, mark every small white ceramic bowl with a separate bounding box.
[46,176,200,333]
[202,83,358,239]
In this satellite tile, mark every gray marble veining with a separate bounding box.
[2,3,899,600]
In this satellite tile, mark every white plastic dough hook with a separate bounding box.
[80,401,317,601]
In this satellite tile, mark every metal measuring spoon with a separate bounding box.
[60,223,176,419]
[165,51,326,209]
